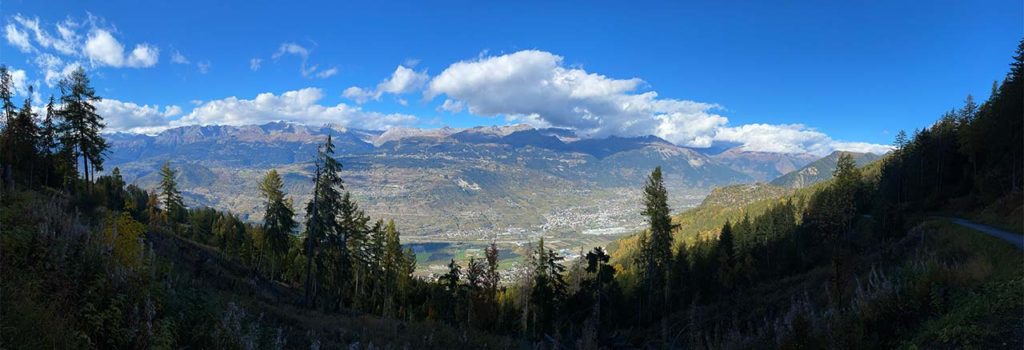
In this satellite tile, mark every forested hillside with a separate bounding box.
[1,40,1021,349]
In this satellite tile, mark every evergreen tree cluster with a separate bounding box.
[0,65,108,192]
[874,40,1024,234]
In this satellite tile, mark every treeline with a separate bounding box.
[1,66,107,192]
[874,40,1023,233]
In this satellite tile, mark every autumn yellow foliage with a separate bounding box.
[102,212,146,269]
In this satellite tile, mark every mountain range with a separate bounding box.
[104,122,863,237]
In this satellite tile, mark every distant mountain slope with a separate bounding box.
[105,122,755,236]
[711,148,819,181]
[769,151,882,188]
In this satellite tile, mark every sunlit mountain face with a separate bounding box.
[106,122,778,236]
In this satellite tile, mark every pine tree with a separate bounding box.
[585,246,617,333]
[717,221,735,290]
[41,96,60,187]
[529,237,566,337]
[440,258,462,291]
[381,219,406,316]
[145,190,161,226]
[484,243,501,297]
[158,161,184,223]
[260,169,296,278]
[718,220,734,265]
[668,244,690,307]
[894,130,908,150]
[58,67,107,185]
[303,135,345,307]
[10,86,40,187]
[638,166,673,332]
[642,167,674,269]
[0,66,16,188]
[338,191,369,308]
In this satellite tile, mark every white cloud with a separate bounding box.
[84,28,158,68]
[439,98,464,113]
[315,67,337,79]
[176,87,417,130]
[171,51,189,64]
[95,98,182,134]
[127,44,159,67]
[162,105,182,117]
[272,42,311,76]
[5,14,161,72]
[271,42,335,78]
[272,43,309,60]
[342,86,374,104]
[9,68,30,96]
[83,29,123,66]
[425,50,721,145]
[249,58,262,71]
[379,66,428,94]
[34,53,62,70]
[343,65,428,104]
[713,124,892,155]
[197,60,211,74]
[4,23,32,52]
[43,61,80,87]
[12,15,79,55]
[425,49,889,155]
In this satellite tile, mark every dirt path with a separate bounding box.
[946,218,1024,250]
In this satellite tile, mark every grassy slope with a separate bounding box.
[906,220,1023,347]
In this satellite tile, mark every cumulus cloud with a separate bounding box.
[175,87,417,130]
[426,50,724,145]
[5,14,160,73]
[425,49,889,155]
[95,98,183,134]
[82,29,122,66]
[127,43,159,67]
[83,29,158,68]
[249,58,262,71]
[713,124,892,155]
[343,65,428,104]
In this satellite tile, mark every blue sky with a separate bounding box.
[1,0,1020,154]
